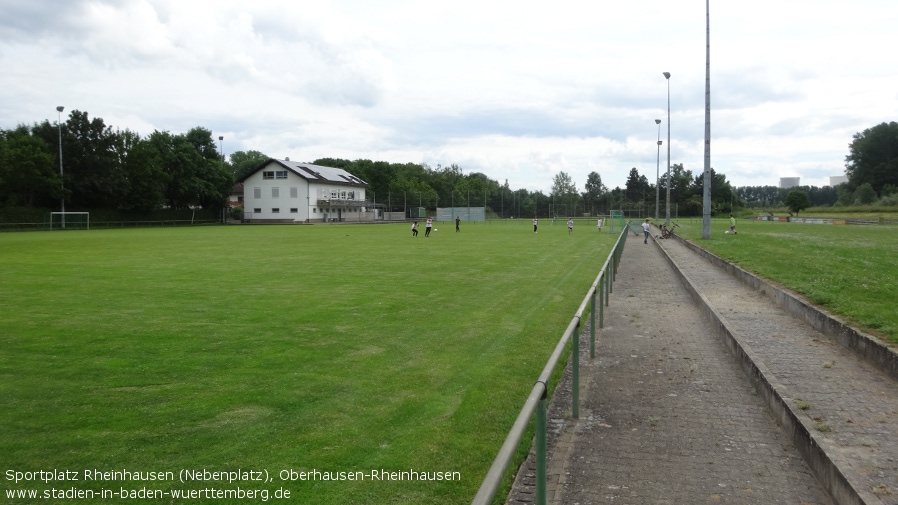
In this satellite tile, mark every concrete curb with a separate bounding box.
[654,234,864,505]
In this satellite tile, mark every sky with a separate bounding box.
[2,0,897,193]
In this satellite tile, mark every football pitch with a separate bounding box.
[0,220,616,504]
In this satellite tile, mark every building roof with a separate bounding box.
[238,158,368,187]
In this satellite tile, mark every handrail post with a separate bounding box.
[600,273,606,325]
[610,248,616,294]
[608,259,614,294]
[590,290,596,358]
[605,265,611,306]
[572,319,580,418]
[536,389,548,505]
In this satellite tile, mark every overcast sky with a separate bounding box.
[2,0,896,193]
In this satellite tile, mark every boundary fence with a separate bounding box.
[436,207,486,222]
[0,219,223,232]
[470,224,629,505]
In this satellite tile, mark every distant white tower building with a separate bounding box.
[830,176,848,186]
[780,177,800,188]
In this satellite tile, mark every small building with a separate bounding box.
[229,183,244,208]
[238,159,368,223]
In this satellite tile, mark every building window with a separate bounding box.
[262,171,274,180]
[237,196,244,203]
[276,171,288,179]
[272,187,279,198]
[272,208,280,213]
[253,208,261,213]
[312,208,317,213]
[290,187,298,198]
[253,187,261,199]
[290,208,298,213]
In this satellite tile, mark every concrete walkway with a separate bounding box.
[507,229,898,505]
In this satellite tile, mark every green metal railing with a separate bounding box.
[471,225,628,505]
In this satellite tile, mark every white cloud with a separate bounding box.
[2,0,897,193]
[78,1,174,65]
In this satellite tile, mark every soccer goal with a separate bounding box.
[49,212,90,230]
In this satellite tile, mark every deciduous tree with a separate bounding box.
[845,122,898,196]
[583,171,606,215]
[0,126,59,207]
[230,150,270,180]
[785,189,811,214]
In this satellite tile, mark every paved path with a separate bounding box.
[507,230,898,505]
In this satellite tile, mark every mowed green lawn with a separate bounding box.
[0,220,615,504]
[673,218,898,343]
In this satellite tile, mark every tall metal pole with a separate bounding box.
[663,72,671,227]
[218,135,225,223]
[655,119,661,221]
[56,106,65,229]
[702,0,712,239]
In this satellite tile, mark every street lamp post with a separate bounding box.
[654,118,661,221]
[218,136,225,223]
[663,72,671,226]
[56,106,65,229]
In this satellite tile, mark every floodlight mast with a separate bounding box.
[664,72,670,226]
[218,136,225,223]
[56,106,65,229]
[702,0,712,239]
[655,119,661,221]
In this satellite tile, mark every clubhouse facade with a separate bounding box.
[238,159,369,223]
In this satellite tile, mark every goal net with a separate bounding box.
[49,212,90,230]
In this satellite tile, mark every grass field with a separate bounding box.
[671,217,898,344]
[0,220,617,504]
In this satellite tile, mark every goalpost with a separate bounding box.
[49,212,90,230]
[607,210,640,235]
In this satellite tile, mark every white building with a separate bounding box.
[239,159,368,223]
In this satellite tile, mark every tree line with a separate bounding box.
[2,111,896,221]
[0,110,235,213]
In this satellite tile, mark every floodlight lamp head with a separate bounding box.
[219,136,223,140]
[56,106,64,112]
[655,119,661,124]
[663,72,671,79]
[658,140,663,145]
